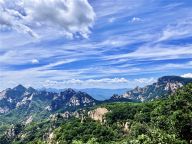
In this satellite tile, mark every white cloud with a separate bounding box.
[135,78,156,84]
[0,0,95,38]
[31,59,39,64]
[130,17,142,23]
[181,73,192,78]
[108,17,116,23]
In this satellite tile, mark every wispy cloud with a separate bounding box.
[104,44,192,61]
[158,18,192,41]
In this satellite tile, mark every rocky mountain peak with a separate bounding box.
[64,88,76,93]
[27,87,36,93]
[133,86,142,93]
[13,85,26,92]
[59,88,77,100]
[60,88,76,95]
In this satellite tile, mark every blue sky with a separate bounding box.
[0,0,192,90]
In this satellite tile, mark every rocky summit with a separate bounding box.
[111,76,192,102]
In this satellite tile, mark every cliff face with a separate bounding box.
[88,107,109,123]
[111,76,192,101]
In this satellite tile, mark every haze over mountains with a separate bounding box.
[41,88,130,100]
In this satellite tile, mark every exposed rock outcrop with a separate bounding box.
[88,107,109,123]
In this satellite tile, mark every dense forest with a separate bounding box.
[0,83,191,144]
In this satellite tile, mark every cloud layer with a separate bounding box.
[0,0,95,38]
[41,78,156,89]
[181,73,192,78]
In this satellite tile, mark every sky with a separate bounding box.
[0,0,192,90]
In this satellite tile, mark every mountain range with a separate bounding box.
[0,86,97,114]
[0,75,192,137]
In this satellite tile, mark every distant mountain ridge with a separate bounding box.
[111,76,192,102]
[40,88,129,100]
[80,88,130,100]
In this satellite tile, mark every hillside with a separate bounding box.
[1,83,191,144]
